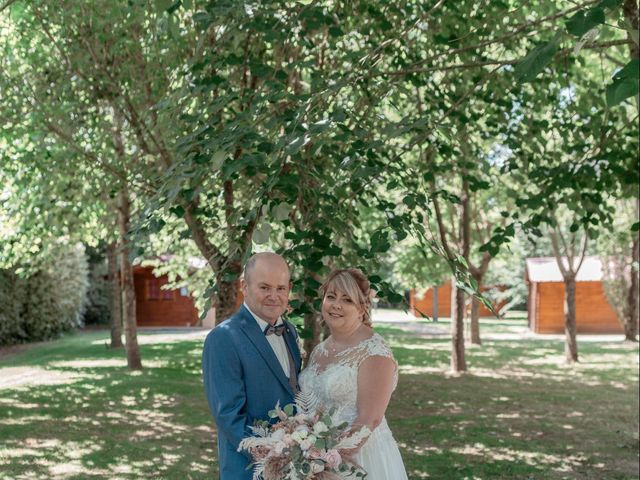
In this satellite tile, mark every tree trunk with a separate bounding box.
[564,276,579,363]
[623,2,640,340]
[303,311,320,368]
[302,270,323,365]
[214,259,242,325]
[624,232,639,341]
[106,241,123,349]
[215,280,239,324]
[624,0,639,59]
[433,286,439,322]
[118,188,142,370]
[450,276,467,372]
[470,294,482,345]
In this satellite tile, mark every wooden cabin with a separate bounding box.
[526,256,622,334]
[409,282,506,319]
[133,265,200,327]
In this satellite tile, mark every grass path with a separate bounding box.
[0,318,638,479]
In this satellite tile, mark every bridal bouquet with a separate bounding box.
[238,392,369,479]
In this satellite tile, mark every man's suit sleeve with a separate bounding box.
[202,328,251,454]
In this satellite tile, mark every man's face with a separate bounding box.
[242,257,290,324]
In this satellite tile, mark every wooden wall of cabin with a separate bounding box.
[410,282,505,318]
[133,267,199,327]
[410,283,452,318]
[533,281,622,334]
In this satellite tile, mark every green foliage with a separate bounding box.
[0,0,636,336]
[0,244,89,345]
[83,249,111,325]
[565,7,605,37]
[0,269,26,344]
[514,34,561,83]
[597,198,639,323]
[606,59,640,107]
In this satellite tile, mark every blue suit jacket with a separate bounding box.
[202,305,302,479]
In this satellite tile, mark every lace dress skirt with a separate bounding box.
[352,418,408,480]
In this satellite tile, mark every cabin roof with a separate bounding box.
[526,256,603,283]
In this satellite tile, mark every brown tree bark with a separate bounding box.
[470,294,482,345]
[117,187,142,370]
[302,312,319,368]
[106,241,123,349]
[623,0,639,60]
[215,262,243,323]
[564,275,579,362]
[623,2,639,340]
[624,227,639,341]
[301,269,325,366]
[550,224,587,364]
[450,276,467,371]
[433,286,439,321]
[433,193,467,373]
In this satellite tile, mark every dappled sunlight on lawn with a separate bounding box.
[0,396,218,477]
[0,414,54,425]
[450,443,589,472]
[0,327,636,479]
[394,341,451,351]
[0,366,89,390]
[399,365,448,374]
[49,359,127,368]
[51,358,169,369]
[88,330,208,348]
[0,338,217,478]
[0,398,40,409]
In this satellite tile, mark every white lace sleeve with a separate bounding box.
[359,334,395,365]
[338,334,398,390]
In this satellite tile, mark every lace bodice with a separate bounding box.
[299,333,398,426]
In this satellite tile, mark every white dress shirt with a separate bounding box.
[244,303,290,378]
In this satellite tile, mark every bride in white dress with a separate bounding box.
[299,268,408,480]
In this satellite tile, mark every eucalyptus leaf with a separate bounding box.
[271,203,291,221]
[252,223,271,244]
[514,34,561,83]
[565,7,605,37]
[606,59,640,107]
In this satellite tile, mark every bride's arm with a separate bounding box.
[353,355,397,432]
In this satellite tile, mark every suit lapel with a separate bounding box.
[283,321,302,373]
[238,305,293,395]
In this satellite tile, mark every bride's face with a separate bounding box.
[322,287,363,331]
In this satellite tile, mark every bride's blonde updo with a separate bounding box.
[320,268,373,326]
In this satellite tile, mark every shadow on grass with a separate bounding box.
[0,332,217,479]
[0,327,638,479]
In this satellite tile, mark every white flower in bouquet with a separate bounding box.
[313,422,328,435]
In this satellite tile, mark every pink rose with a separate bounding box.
[323,449,342,469]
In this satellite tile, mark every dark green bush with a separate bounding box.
[0,244,89,345]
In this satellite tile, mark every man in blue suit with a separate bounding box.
[202,252,302,479]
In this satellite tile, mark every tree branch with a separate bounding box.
[376,40,629,77]
[410,0,600,68]
[433,194,455,261]
[550,227,570,279]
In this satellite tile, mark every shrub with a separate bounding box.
[0,243,89,345]
[83,254,110,325]
[0,269,26,345]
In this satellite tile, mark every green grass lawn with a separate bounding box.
[0,319,638,479]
